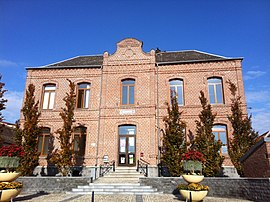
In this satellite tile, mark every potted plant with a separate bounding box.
[0,145,24,169]
[0,182,23,202]
[0,145,24,201]
[0,145,24,181]
[182,150,205,183]
[177,183,209,202]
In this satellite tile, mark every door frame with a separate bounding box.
[118,135,136,166]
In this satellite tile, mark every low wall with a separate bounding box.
[17,177,91,194]
[139,177,270,202]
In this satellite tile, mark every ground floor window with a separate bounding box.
[38,127,50,156]
[213,125,228,155]
[73,126,87,156]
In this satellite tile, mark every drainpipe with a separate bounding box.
[96,65,104,165]
[156,63,161,165]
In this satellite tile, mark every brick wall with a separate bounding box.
[22,38,247,167]
[242,139,270,177]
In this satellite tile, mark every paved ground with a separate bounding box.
[13,193,253,202]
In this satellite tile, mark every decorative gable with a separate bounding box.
[103,38,155,66]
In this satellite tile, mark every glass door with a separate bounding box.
[118,125,136,166]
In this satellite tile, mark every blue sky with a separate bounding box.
[0,0,269,133]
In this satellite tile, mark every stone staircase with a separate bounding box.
[69,167,162,195]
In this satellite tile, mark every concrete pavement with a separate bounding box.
[14,193,253,202]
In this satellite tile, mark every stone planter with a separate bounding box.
[180,190,208,202]
[0,173,20,182]
[182,174,204,183]
[0,189,22,202]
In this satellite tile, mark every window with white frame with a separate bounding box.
[212,125,228,155]
[77,83,90,109]
[38,127,50,156]
[169,79,184,106]
[42,84,56,109]
[208,78,224,104]
[121,79,135,106]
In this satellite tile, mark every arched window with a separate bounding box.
[213,125,228,155]
[77,83,90,108]
[42,84,56,109]
[38,127,50,156]
[169,79,184,106]
[121,79,135,106]
[208,78,224,104]
[73,126,87,156]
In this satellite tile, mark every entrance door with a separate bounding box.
[118,125,136,166]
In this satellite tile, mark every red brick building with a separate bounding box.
[23,38,246,176]
[241,131,270,177]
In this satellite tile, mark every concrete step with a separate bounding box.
[104,174,143,178]
[114,167,138,173]
[72,188,157,192]
[66,191,162,195]
[68,167,161,195]
[95,179,140,183]
[69,183,162,195]
[79,185,153,189]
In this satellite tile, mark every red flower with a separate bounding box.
[0,145,24,157]
[182,150,205,162]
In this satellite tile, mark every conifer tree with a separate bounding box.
[19,84,41,176]
[0,76,7,147]
[227,80,258,176]
[193,91,224,176]
[50,79,76,176]
[15,120,23,147]
[162,95,187,177]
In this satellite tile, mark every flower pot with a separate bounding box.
[0,189,22,202]
[0,173,20,182]
[180,190,208,202]
[182,174,204,183]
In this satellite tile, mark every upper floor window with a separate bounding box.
[38,127,50,156]
[121,79,135,106]
[213,125,228,155]
[42,84,56,109]
[208,78,224,104]
[77,83,90,109]
[169,79,184,106]
[73,126,87,156]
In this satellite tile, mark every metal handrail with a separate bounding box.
[136,158,149,177]
[99,160,115,177]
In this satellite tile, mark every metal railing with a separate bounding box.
[99,160,115,177]
[136,158,149,177]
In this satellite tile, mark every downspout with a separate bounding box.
[156,63,161,165]
[96,65,104,165]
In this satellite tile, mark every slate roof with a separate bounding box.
[47,55,103,67]
[27,50,241,69]
[155,50,230,64]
